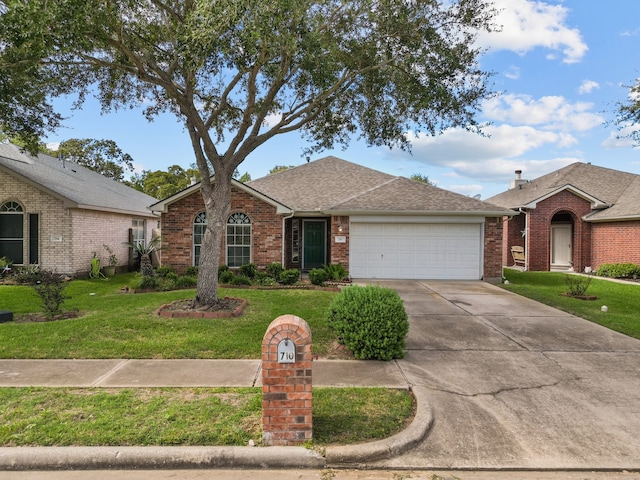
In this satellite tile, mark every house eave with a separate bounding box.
[321,209,515,217]
[522,184,609,210]
[583,213,640,223]
[77,204,159,218]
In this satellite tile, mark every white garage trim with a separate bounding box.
[349,219,484,280]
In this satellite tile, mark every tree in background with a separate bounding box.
[409,173,436,186]
[269,165,296,175]
[54,138,134,182]
[616,79,640,146]
[0,0,497,306]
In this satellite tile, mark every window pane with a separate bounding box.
[0,240,23,264]
[0,214,22,238]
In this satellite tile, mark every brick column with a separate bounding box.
[262,314,312,446]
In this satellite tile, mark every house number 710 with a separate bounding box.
[277,338,296,364]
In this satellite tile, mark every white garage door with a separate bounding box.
[350,222,483,280]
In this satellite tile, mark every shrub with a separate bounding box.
[564,274,592,297]
[185,266,198,277]
[596,263,640,279]
[32,270,70,319]
[279,269,300,285]
[219,270,235,284]
[326,285,408,361]
[175,275,198,288]
[231,275,253,286]
[138,275,159,290]
[238,263,258,279]
[0,256,13,276]
[12,264,41,284]
[266,262,284,279]
[218,265,230,279]
[156,266,176,277]
[309,268,330,286]
[324,263,349,281]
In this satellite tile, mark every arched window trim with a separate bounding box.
[0,200,25,264]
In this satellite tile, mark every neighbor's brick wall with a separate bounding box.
[1,171,73,273]
[70,210,156,276]
[591,221,640,268]
[161,187,284,274]
[525,191,592,272]
[483,217,504,281]
[503,213,525,266]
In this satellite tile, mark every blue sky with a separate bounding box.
[45,0,640,200]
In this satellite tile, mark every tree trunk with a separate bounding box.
[196,175,232,306]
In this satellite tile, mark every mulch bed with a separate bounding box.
[157,297,247,318]
[561,293,597,300]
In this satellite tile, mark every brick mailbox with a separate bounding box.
[262,314,312,446]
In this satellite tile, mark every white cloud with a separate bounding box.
[504,66,521,80]
[478,0,588,64]
[46,142,60,151]
[578,80,600,95]
[482,94,603,132]
[602,124,640,148]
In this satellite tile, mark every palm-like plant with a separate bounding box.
[126,236,162,277]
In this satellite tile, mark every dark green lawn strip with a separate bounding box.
[0,387,413,447]
[501,269,640,339]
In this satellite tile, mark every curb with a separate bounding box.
[0,387,432,471]
[325,386,433,466]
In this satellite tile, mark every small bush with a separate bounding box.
[238,263,258,279]
[266,262,284,279]
[138,275,159,290]
[156,266,176,278]
[175,275,197,288]
[596,263,640,279]
[564,274,592,297]
[32,270,70,319]
[256,276,276,286]
[231,275,253,286]
[11,264,41,284]
[309,268,330,286]
[279,269,300,285]
[219,270,235,284]
[324,263,349,281]
[326,285,408,361]
[185,266,198,277]
[218,265,230,280]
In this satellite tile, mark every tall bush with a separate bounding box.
[32,270,69,319]
[326,285,408,361]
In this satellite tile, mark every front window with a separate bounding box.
[193,212,207,267]
[132,219,146,249]
[0,201,24,264]
[227,213,251,267]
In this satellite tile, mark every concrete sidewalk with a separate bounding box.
[0,358,407,388]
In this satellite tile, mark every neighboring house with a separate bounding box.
[0,142,159,276]
[487,163,640,272]
[150,156,513,281]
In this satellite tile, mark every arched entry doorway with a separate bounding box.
[550,212,573,269]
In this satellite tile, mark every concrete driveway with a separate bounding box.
[363,280,640,470]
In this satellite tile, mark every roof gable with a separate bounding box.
[487,162,640,220]
[0,143,158,217]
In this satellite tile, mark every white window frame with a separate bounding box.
[193,212,207,267]
[226,212,251,267]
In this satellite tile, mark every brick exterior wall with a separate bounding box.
[161,187,284,274]
[483,217,504,281]
[592,221,640,268]
[503,213,526,266]
[262,314,313,446]
[503,190,593,271]
[1,171,154,276]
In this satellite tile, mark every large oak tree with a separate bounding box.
[0,0,496,305]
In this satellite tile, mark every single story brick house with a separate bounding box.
[150,156,513,281]
[0,142,159,276]
[486,163,640,272]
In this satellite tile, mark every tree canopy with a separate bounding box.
[55,138,134,181]
[616,80,640,146]
[0,0,497,304]
[409,173,436,186]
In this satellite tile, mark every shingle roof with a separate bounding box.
[248,156,512,216]
[0,142,158,217]
[486,162,640,221]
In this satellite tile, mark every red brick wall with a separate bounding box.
[161,187,284,274]
[483,217,504,281]
[591,221,640,268]
[503,213,525,266]
[329,216,349,268]
[523,191,592,271]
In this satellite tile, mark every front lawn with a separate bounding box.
[501,269,640,340]
[0,274,337,359]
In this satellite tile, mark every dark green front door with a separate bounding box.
[303,221,326,270]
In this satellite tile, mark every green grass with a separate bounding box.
[501,269,640,339]
[0,387,413,447]
[0,274,337,359]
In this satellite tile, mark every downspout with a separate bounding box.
[281,211,295,267]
